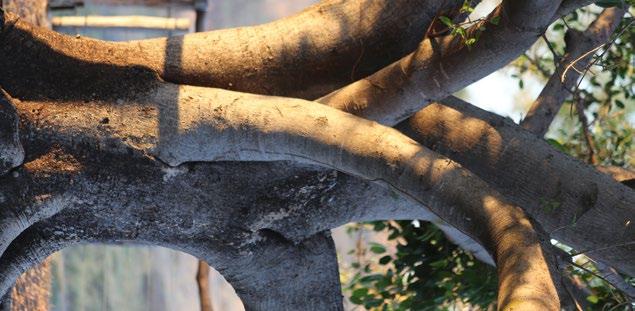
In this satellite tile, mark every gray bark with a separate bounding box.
[0,74,561,309]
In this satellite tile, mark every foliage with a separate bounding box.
[344,221,497,310]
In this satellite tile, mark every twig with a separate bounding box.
[197,260,214,311]
[522,52,552,78]
[570,240,635,257]
[561,44,604,83]
[574,97,598,165]
[569,261,622,295]
[542,33,561,67]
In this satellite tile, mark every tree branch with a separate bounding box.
[318,0,564,125]
[196,260,214,311]
[521,7,626,136]
[0,89,23,175]
[0,82,561,309]
[0,206,344,310]
[0,1,621,307]
[397,96,635,276]
[0,0,462,100]
[0,149,490,309]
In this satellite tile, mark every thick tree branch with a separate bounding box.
[0,203,344,310]
[318,0,564,125]
[0,1,621,308]
[0,0,462,100]
[0,0,595,105]
[0,82,562,309]
[397,97,635,276]
[521,7,626,136]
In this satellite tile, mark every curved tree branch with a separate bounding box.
[318,0,564,125]
[0,0,462,100]
[1,80,562,309]
[0,207,344,310]
[0,0,619,308]
[397,96,635,276]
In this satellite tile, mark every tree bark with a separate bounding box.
[0,0,50,310]
[0,0,462,100]
[0,80,561,309]
[397,97,635,276]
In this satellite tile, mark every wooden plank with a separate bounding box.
[51,15,191,30]
[49,0,196,9]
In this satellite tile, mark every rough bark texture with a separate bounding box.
[0,0,51,310]
[0,78,560,309]
[0,90,23,176]
[319,0,564,125]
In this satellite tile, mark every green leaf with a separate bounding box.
[489,15,501,25]
[455,27,467,38]
[615,100,625,109]
[373,221,386,231]
[586,295,599,304]
[465,38,477,46]
[439,16,454,28]
[350,294,364,305]
[370,242,386,254]
[365,298,384,308]
[379,255,392,265]
[360,274,383,283]
[430,259,448,268]
[352,288,369,298]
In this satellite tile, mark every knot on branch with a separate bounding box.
[0,90,24,176]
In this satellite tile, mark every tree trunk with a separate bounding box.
[0,0,51,310]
